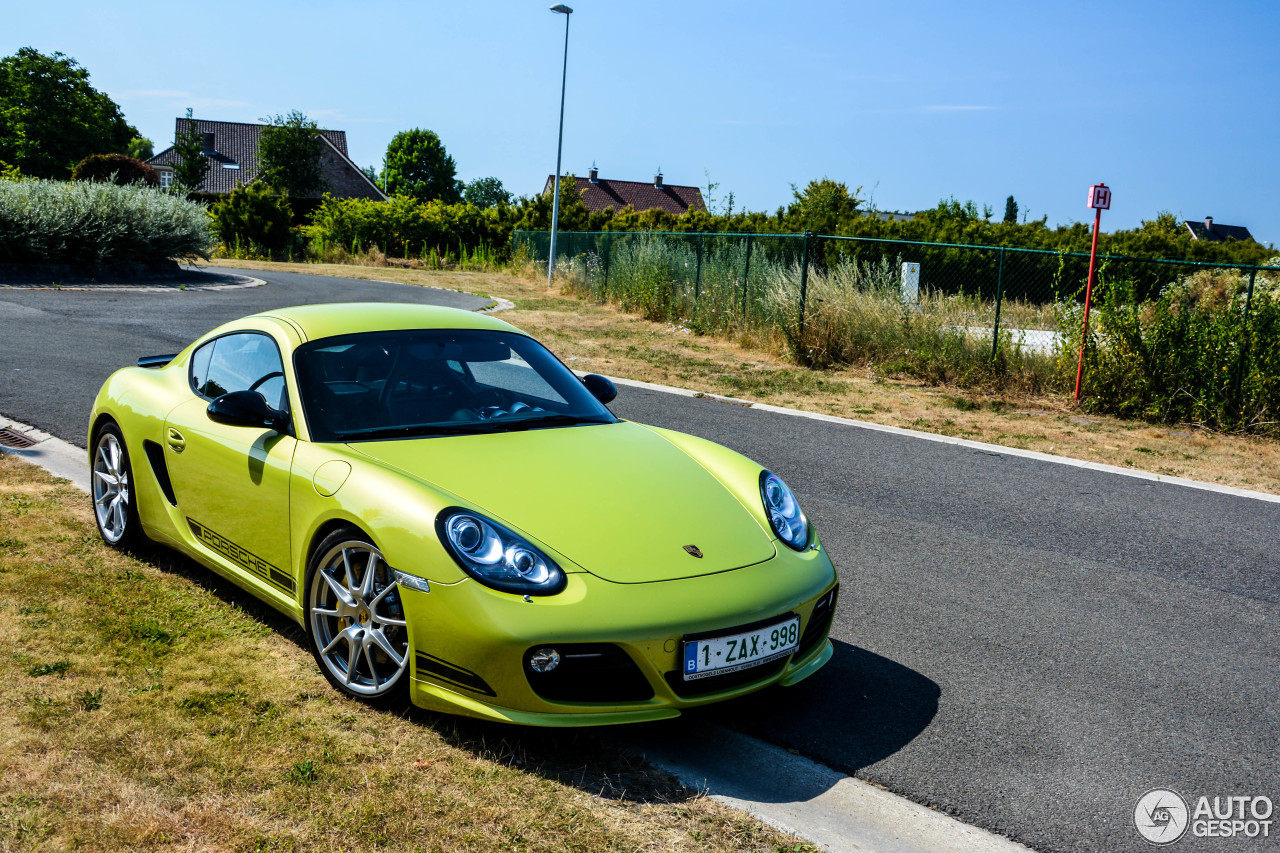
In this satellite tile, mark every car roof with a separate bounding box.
[253,302,521,342]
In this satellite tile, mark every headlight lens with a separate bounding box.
[760,470,809,550]
[436,508,566,595]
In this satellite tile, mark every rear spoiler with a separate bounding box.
[137,354,177,369]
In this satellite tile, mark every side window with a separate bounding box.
[193,333,289,411]
[189,339,215,396]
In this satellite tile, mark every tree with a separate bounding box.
[0,47,138,178]
[384,129,461,204]
[71,153,159,186]
[211,183,294,253]
[463,176,510,209]
[258,110,327,198]
[786,178,862,234]
[126,136,154,161]
[1003,195,1018,224]
[171,110,210,193]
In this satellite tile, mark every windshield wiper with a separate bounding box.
[494,413,614,431]
[338,422,507,440]
[337,414,613,441]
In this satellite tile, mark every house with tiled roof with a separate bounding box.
[1185,216,1254,243]
[148,118,386,200]
[543,167,705,215]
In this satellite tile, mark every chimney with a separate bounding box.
[201,132,216,155]
[654,169,663,189]
[1204,216,1213,231]
[589,164,599,183]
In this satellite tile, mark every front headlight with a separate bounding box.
[760,470,810,550]
[436,508,567,595]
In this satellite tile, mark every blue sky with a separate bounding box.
[8,1,1279,245]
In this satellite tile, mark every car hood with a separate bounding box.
[348,420,776,583]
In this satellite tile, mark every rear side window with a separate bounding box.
[189,339,215,394]
[190,333,289,411]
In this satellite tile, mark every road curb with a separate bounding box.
[0,416,90,491]
[610,721,1030,853]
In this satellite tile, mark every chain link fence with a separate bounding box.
[519,228,1271,350]
[515,229,1280,428]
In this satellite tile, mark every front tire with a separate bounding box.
[305,528,410,708]
[91,422,141,550]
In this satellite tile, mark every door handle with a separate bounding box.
[166,428,186,453]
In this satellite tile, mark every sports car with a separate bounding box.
[89,303,837,725]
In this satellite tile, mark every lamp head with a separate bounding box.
[550,4,573,13]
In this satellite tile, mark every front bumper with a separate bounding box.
[399,541,838,726]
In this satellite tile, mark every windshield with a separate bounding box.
[293,329,617,442]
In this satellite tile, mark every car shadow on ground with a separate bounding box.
[716,638,941,773]
[137,546,935,805]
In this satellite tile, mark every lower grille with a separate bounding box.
[524,643,654,703]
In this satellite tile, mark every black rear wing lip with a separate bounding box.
[137,354,178,369]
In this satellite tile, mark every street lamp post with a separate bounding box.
[547,4,572,287]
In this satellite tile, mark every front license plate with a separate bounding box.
[682,616,801,680]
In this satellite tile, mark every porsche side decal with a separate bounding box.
[187,518,295,593]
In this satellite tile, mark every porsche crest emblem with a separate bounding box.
[683,545,703,558]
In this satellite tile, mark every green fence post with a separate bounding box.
[798,231,812,351]
[742,234,754,323]
[695,235,704,299]
[991,247,1006,362]
[1232,266,1259,409]
[602,233,611,297]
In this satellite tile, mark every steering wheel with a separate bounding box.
[249,371,284,392]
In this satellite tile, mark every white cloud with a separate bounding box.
[118,89,190,98]
[187,98,250,109]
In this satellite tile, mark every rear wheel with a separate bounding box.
[91,422,141,549]
[306,529,410,707]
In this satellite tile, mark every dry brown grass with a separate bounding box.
[202,258,1280,495]
[0,454,815,853]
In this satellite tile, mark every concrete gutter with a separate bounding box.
[0,418,90,491]
[611,721,1029,853]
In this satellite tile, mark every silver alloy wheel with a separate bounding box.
[308,540,409,696]
[92,432,130,543]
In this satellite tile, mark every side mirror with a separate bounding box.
[207,390,290,432]
[582,374,617,405]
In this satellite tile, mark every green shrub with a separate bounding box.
[211,184,294,255]
[1067,265,1280,432]
[0,177,213,264]
[304,194,512,262]
[71,153,159,187]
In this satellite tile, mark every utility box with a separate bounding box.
[901,262,921,303]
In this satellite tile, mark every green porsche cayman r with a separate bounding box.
[88,303,837,725]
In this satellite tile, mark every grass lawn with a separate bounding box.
[0,453,814,852]
[205,258,1280,495]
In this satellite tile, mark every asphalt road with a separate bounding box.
[0,267,489,437]
[3,270,1276,853]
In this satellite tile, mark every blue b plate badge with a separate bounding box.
[683,616,800,680]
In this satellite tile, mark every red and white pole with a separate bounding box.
[1074,183,1111,403]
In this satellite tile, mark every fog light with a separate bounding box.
[529,647,561,673]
